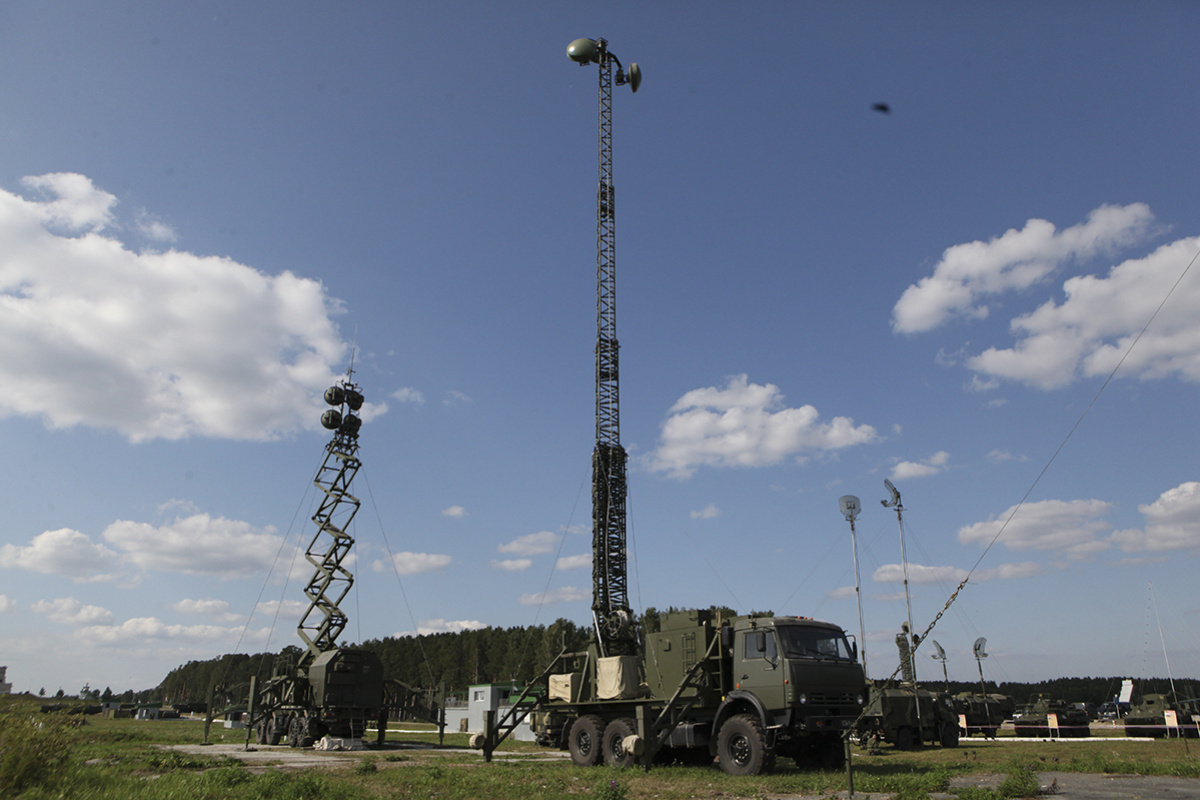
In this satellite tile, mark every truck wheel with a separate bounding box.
[567,715,604,767]
[602,718,638,767]
[255,716,270,745]
[267,714,283,746]
[894,726,915,750]
[939,721,959,748]
[716,713,770,776]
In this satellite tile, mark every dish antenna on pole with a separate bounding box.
[930,640,949,693]
[838,495,867,675]
[973,637,989,696]
[881,479,916,674]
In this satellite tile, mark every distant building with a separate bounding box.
[0,666,11,695]
[442,683,536,742]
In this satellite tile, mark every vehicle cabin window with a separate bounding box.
[743,631,777,661]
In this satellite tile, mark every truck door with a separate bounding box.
[736,629,786,712]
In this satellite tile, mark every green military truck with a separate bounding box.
[855,683,960,750]
[481,610,866,775]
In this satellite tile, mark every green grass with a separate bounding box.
[5,697,1199,800]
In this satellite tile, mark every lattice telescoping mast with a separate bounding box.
[567,37,641,658]
[295,371,367,668]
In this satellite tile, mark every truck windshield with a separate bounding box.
[777,626,855,661]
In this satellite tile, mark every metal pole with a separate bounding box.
[848,515,868,676]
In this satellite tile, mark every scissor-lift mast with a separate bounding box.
[295,377,365,666]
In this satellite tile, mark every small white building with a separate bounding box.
[443,683,537,742]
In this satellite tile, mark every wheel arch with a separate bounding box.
[711,691,772,753]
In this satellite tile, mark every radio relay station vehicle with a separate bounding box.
[473,38,866,775]
[245,372,440,748]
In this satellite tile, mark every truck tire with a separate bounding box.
[716,713,771,776]
[602,718,638,767]
[894,725,915,750]
[568,715,604,767]
[267,714,283,746]
[939,721,959,748]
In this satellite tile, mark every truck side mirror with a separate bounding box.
[755,630,767,654]
[720,625,734,651]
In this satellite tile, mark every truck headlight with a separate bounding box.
[798,693,807,704]
[856,694,864,705]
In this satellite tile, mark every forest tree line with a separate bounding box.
[153,610,1198,709]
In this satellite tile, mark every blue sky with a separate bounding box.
[2,2,1199,697]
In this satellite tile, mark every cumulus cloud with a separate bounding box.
[892,203,1154,334]
[491,558,533,572]
[872,560,1042,585]
[0,172,371,442]
[0,594,12,612]
[497,531,560,557]
[889,451,950,480]
[555,554,592,570]
[76,617,234,645]
[958,498,1113,560]
[373,551,453,575]
[101,514,284,578]
[416,619,486,635]
[690,505,721,519]
[32,597,114,625]
[392,387,425,405]
[519,586,587,605]
[967,235,1200,389]
[1111,481,1200,552]
[872,563,969,585]
[646,374,878,479]
[441,505,467,518]
[172,598,244,623]
[0,528,122,581]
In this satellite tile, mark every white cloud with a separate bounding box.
[415,619,487,635]
[0,594,13,613]
[250,599,308,619]
[872,560,1042,585]
[1111,481,1200,552]
[392,387,425,405]
[892,203,1154,334]
[441,505,467,518]
[32,597,114,625]
[101,514,283,578]
[75,617,233,645]
[872,563,969,585]
[172,598,243,624]
[497,531,560,556]
[690,505,721,519]
[373,551,452,575]
[0,172,369,442]
[889,450,950,480]
[827,585,858,600]
[20,172,117,232]
[0,528,122,581]
[519,586,587,605]
[133,210,178,243]
[967,235,1200,389]
[646,374,878,479]
[958,498,1113,560]
[491,558,533,572]
[443,390,472,405]
[555,554,592,570]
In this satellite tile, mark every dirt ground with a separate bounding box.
[167,744,1200,799]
